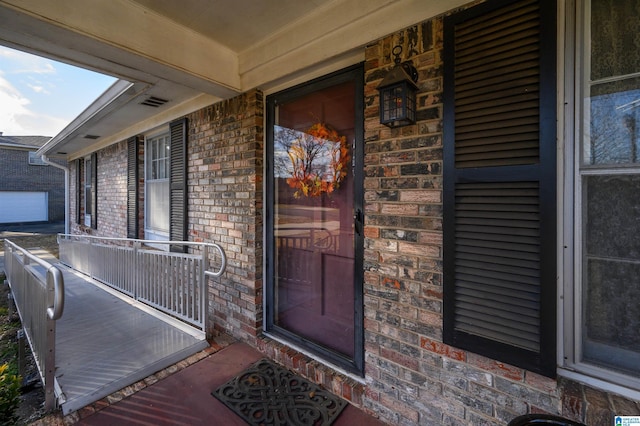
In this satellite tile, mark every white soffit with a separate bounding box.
[0,0,469,94]
[0,0,241,97]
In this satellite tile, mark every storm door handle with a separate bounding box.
[354,209,364,236]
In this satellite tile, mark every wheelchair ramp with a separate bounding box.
[55,266,209,415]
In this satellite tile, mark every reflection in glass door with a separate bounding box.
[266,65,364,374]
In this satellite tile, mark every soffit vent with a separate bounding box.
[140,96,169,107]
[84,135,100,140]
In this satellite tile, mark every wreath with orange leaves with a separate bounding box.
[286,123,350,198]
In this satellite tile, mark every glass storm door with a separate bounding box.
[266,65,364,374]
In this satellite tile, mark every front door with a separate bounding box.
[266,65,364,374]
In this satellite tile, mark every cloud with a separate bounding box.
[0,75,66,136]
[27,83,50,95]
[0,46,116,137]
[0,47,57,75]
[26,75,54,95]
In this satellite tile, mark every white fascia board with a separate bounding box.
[67,93,220,161]
[37,79,140,156]
[239,0,470,90]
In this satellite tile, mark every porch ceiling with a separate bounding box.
[0,0,468,157]
[131,0,329,53]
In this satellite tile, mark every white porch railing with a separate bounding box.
[57,235,226,332]
[3,239,64,412]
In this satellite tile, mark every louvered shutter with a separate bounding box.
[127,136,139,239]
[169,118,188,253]
[76,159,82,224]
[443,0,556,376]
[90,152,98,229]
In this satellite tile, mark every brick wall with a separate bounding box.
[186,90,264,342]
[97,141,128,238]
[69,141,128,237]
[360,17,640,426]
[0,147,65,222]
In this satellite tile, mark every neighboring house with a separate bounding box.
[0,133,65,224]
[1,0,639,424]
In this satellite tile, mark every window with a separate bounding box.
[144,132,170,243]
[566,0,640,390]
[28,151,46,165]
[443,0,557,376]
[136,119,188,251]
[83,153,97,229]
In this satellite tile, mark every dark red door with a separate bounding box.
[267,68,363,369]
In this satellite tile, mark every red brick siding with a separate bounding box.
[98,141,128,237]
[186,90,264,343]
[70,141,128,237]
[363,20,455,424]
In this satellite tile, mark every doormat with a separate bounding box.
[212,358,347,426]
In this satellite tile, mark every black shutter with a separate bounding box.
[127,136,139,239]
[443,0,556,376]
[76,159,82,224]
[91,152,98,229]
[169,118,188,253]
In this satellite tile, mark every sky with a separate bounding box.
[0,46,117,137]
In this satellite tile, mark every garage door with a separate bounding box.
[0,191,48,223]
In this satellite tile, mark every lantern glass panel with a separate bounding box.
[380,81,417,127]
[381,85,406,124]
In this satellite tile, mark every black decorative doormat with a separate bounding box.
[212,358,347,426]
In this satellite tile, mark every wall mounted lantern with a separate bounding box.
[377,45,419,128]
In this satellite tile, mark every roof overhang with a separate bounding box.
[4,0,470,158]
[37,78,219,159]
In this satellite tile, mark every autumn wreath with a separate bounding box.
[286,122,350,198]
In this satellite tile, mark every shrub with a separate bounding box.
[0,363,21,424]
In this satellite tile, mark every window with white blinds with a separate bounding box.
[145,133,170,239]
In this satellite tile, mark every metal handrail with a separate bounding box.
[4,239,65,319]
[45,266,65,320]
[56,234,226,331]
[3,239,64,412]
[56,234,227,277]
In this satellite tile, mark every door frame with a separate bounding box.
[264,63,365,375]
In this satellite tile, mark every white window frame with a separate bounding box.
[144,128,171,249]
[559,0,640,400]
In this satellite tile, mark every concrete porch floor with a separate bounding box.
[66,338,386,425]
